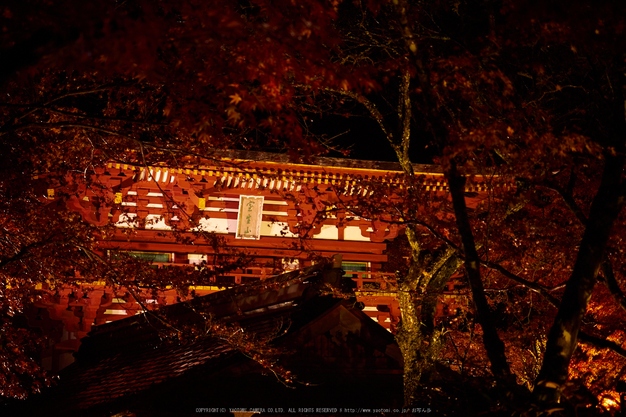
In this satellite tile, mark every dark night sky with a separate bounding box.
[310,114,436,164]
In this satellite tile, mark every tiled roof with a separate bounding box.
[42,262,346,409]
[19,259,402,415]
[75,262,341,358]
[60,338,237,409]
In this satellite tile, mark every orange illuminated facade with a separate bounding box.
[28,150,499,371]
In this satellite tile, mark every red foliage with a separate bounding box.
[2,0,626,414]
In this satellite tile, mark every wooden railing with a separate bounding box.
[145,263,401,292]
[342,270,398,292]
[54,262,467,298]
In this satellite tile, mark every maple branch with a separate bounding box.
[578,331,626,359]
[525,85,587,108]
[599,261,626,312]
[7,84,128,122]
[0,243,36,269]
[541,177,626,314]
[341,200,563,306]
[0,234,67,269]
[76,244,185,334]
[37,106,169,126]
[0,121,132,138]
[480,260,561,306]
[382,215,563,303]
[295,84,396,150]
[1,120,191,167]
[536,176,587,225]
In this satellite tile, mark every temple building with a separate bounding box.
[27,150,496,371]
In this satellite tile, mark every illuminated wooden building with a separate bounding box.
[28,150,496,371]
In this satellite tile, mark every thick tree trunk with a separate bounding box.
[446,166,514,385]
[534,151,625,403]
[396,277,432,406]
[397,226,461,406]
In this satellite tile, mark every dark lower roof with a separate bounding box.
[75,261,346,359]
[16,259,403,416]
[61,337,238,410]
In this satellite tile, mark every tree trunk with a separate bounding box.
[396,226,461,406]
[446,165,513,385]
[533,151,625,404]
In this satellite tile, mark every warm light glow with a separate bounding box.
[599,391,620,411]
[602,398,618,408]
